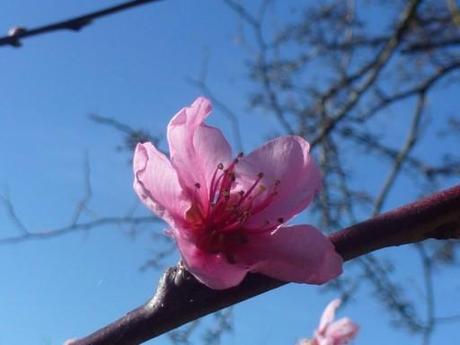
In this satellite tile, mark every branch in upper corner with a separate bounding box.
[70,184,460,345]
[0,0,163,48]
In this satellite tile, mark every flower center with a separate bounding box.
[186,153,280,257]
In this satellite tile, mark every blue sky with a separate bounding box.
[0,1,459,344]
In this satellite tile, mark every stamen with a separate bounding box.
[209,163,226,206]
[239,172,264,205]
[194,157,284,257]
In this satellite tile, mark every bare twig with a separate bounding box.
[311,0,422,147]
[401,37,460,53]
[0,0,163,48]
[355,61,460,122]
[187,54,244,152]
[0,216,158,245]
[70,152,93,225]
[434,314,460,323]
[359,254,423,331]
[89,114,159,152]
[0,192,29,234]
[225,0,296,134]
[70,184,460,345]
[372,92,426,216]
[417,243,435,345]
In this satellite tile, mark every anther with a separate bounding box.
[194,182,201,189]
[237,152,244,158]
[275,179,281,186]
[277,217,284,223]
[257,172,264,178]
[217,163,224,170]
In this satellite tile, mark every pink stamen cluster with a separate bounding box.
[188,154,280,260]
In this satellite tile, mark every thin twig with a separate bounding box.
[0,216,158,245]
[401,37,460,53]
[0,192,29,234]
[70,152,93,225]
[355,61,460,122]
[0,0,163,48]
[189,78,244,153]
[187,54,244,152]
[372,92,426,216]
[417,243,435,345]
[311,0,422,147]
[224,0,296,134]
[434,314,460,323]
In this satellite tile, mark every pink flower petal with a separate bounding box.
[236,225,342,284]
[172,228,248,289]
[133,142,190,226]
[314,299,359,345]
[167,97,232,204]
[318,299,341,333]
[326,318,359,343]
[133,98,342,290]
[236,136,321,229]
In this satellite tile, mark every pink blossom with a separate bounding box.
[63,339,76,345]
[309,299,359,345]
[133,97,342,289]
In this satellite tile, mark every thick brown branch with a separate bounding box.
[0,0,163,48]
[71,184,460,345]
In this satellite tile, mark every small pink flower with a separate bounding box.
[133,97,342,289]
[311,299,359,345]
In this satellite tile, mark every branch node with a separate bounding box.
[7,26,27,47]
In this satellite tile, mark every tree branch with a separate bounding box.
[372,92,426,216]
[0,216,158,245]
[71,184,460,345]
[0,0,163,48]
[311,0,422,147]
